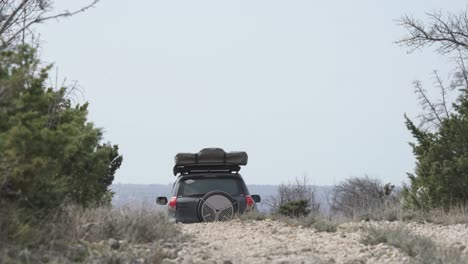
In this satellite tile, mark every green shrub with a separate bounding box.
[278,199,310,217]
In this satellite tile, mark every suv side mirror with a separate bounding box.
[251,194,261,203]
[156,196,168,205]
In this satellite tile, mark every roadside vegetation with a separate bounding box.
[261,6,468,253]
[0,206,183,263]
[261,4,468,223]
[0,1,183,263]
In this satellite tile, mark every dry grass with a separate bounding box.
[259,202,468,237]
[335,200,468,226]
[47,206,180,243]
[294,215,338,233]
[268,213,339,233]
[238,209,338,232]
[238,210,268,221]
[0,205,184,264]
[418,206,468,225]
[361,225,467,264]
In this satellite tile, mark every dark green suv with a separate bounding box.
[156,148,261,223]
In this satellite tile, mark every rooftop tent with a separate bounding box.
[197,148,226,163]
[226,152,248,165]
[174,153,197,165]
[173,148,248,175]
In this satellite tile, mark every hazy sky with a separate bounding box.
[39,1,466,185]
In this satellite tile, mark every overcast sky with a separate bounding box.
[39,0,466,185]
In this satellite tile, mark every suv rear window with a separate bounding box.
[178,177,243,197]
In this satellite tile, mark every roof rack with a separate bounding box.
[173,163,241,176]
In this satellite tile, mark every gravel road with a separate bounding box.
[163,219,468,264]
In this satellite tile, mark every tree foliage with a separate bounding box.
[0,46,122,211]
[277,200,310,217]
[398,9,468,210]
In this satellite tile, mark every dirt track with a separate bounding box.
[163,219,468,264]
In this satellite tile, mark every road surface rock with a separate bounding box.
[165,219,467,264]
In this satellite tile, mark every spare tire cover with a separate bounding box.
[198,191,236,222]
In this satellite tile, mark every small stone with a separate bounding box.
[344,258,365,264]
[161,259,178,264]
[167,249,179,259]
[130,258,145,264]
[273,258,290,264]
[108,238,120,250]
[164,242,177,249]
[223,260,233,264]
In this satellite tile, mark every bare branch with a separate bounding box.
[0,0,30,36]
[331,176,396,218]
[37,0,98,21]
[0,0,99,49]
[433,71,451,118]
[399,10,468,131]
[454,50,468,90]
[397,11,468,55]
[413,80,444,128]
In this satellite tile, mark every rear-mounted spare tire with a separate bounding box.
[197,191,237,222]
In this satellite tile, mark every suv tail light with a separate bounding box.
[246,195,254,210]
[168,197,177,211]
